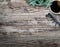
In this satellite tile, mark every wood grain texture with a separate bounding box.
[0,0,60,47]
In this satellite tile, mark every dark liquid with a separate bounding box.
[50,1,60,13]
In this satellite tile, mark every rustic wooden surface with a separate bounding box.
[0,0,60,47]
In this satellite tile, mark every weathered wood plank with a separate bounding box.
[0,0,60,47]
